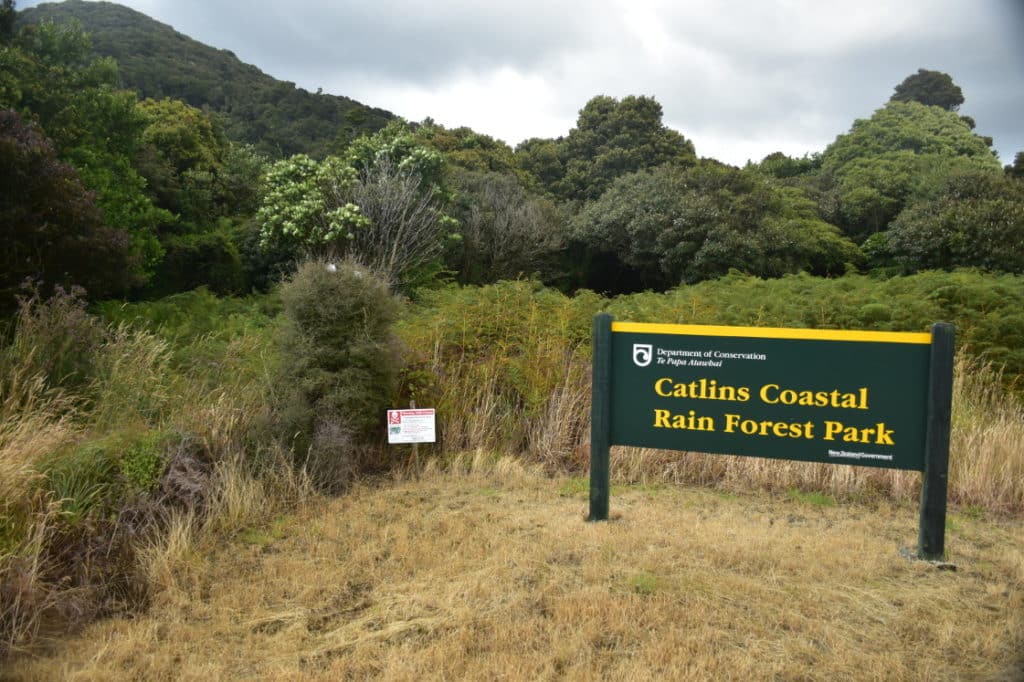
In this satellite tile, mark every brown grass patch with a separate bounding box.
[6,461,1022,681]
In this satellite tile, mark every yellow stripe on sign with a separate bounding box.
[610,321,933,345]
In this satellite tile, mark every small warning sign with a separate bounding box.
[386,408,436,444]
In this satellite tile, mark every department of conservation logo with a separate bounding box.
[632,344,653,367]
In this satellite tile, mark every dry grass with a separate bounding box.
[0,360,79,509]
[948,353,1024,512]
[413,323,1024,511]
[139,451,317,602]
[0,362,80,657]
[6,461,1021,681]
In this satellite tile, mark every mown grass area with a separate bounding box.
[5,460,1022,681]
[3,270,1024,664]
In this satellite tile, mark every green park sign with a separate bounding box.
[587,314,955,561]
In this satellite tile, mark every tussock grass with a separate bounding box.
[6,466,1021,680]
[0,357,81,656]
[949,353,1024,513]
[0,507,59,661]
[0,363,79,510]
[139,451,317,608]
[0,289,292,659]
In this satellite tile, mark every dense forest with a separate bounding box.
[2,0,1024,661]
[4,0,1024,310]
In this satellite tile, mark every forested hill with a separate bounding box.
[17,0,394,158]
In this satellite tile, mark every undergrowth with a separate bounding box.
[3,268,1024,661]
[397,272,1024,511]
[0,286,311,659]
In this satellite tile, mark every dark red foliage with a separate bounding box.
[0,108,137,311]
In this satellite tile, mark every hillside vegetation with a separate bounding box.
[18,0,394,158]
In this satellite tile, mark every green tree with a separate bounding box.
[819,100,1000,239]
[884,170,1024,273]
[514,95,697,202]
[347,119,446,192]
[0,109,135,309]
[2,19,171,280]
[255,154,368,258]
[514,137,565,193]
[822,101,995,171]
[134,97,229,223]
[889,68,964,111]
[448,169,565,285]
[137,98,225,175]
[413,121,522,178]
[217,143,267,216]
[753,151,820,179]
[569,163,861,292]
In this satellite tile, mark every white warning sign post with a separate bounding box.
[386,408,436,444]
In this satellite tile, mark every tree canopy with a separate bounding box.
[883,169,1024,273]
[890,68,965,111]
[819,101,1001,239]
[3,0,1021,304]
[515,95,696,202]
[569,163,861,292]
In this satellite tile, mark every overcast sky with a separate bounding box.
[22,0,1024,165]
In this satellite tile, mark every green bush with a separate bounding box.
[43,429,170,518]
[276,259,401,484]
[395,280,602,457]
[117,430,168,494]
[149,227,245,297]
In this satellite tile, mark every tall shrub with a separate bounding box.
[276,259,400,486]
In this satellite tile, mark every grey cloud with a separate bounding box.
[17,0,1024,163]
[141,1,612,85]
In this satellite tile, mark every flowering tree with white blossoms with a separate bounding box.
[256,121,460,288]
[256,154,368,254]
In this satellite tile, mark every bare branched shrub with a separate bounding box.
[350,158,451,288]
[452,169,565,284]
[158,434,215,515]
[305,417,358,493]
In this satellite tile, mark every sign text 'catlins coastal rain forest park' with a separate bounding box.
[587,315,955,560]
